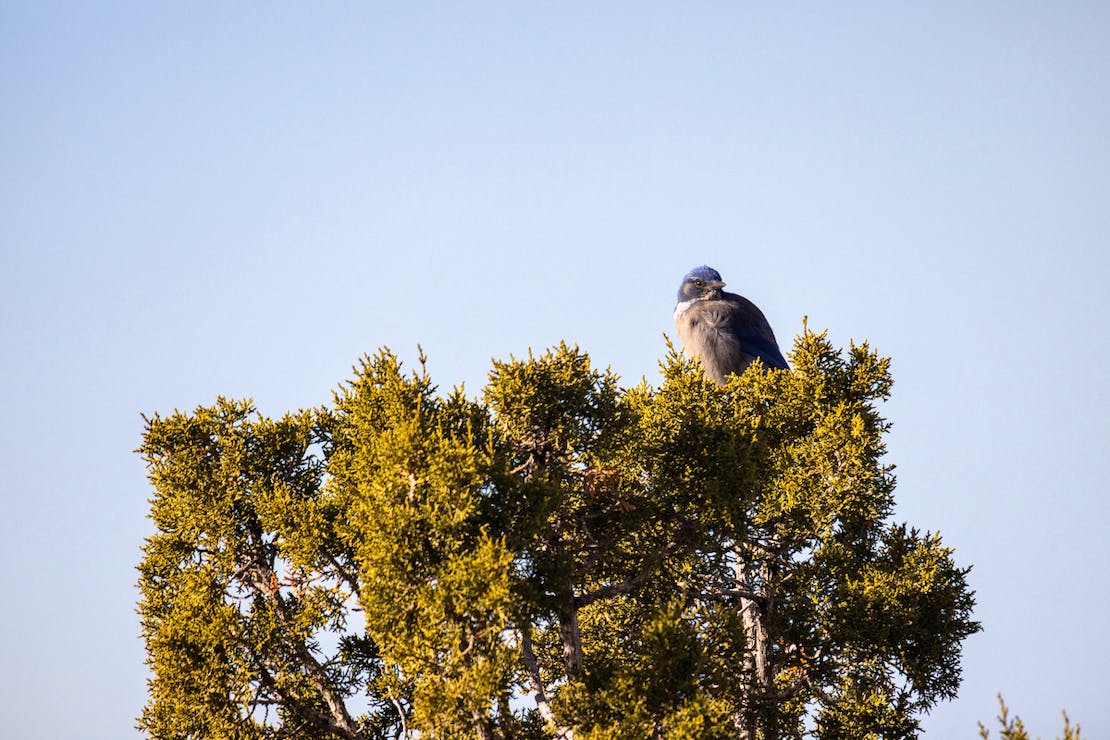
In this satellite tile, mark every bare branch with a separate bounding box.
[325,552,363,605]
[575,531,684,608]
[520,627,575,740]
[690,587,767,608]
[245,558,362,739]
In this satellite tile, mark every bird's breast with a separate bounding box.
[673,299,702,355]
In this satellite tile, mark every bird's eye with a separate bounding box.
[693,280,704,287]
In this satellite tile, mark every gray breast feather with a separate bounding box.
[674,297,787,383]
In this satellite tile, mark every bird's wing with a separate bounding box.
[716,294,789,370]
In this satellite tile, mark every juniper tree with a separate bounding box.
[978,696,1082,740]
[137,328,980,739]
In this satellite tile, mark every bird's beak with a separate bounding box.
[708,280,725,289]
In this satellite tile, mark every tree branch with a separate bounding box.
[574,533,682,608]
[244,554,362,740]
[689,586,768,608]
[574,568,653,607]
[521,627,574,740]
[325,552,363,606]
[250,648,351,739]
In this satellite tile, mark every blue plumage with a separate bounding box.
[673,265,788,384]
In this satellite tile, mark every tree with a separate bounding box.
[978,695,1082,740]
[137,328,980,739]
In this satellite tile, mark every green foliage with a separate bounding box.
[137,330,980,739]
[138,399,364,738]
[978,695,1082,740]
[329,350,517,737]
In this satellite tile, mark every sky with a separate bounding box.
[2,3,1108,738]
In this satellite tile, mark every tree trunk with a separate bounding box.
[521,628,575,739]
[737,553,773,740]
[558,600,584,679]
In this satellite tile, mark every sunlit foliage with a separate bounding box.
[137,329,979,739]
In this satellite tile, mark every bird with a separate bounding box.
[673,265,788,384]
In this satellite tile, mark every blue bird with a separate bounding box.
[673,265,789,384]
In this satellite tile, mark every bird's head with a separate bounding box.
[676,265,726,303]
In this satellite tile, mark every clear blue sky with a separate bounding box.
[2,3,1107,737]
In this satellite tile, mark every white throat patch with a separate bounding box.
[673,298,700,320]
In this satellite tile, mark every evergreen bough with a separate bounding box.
[137,328,980,739]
